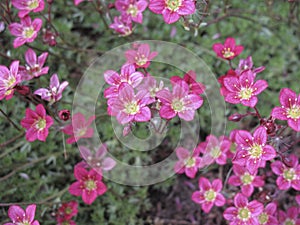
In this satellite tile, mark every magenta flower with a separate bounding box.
[0,61,21,100]
[174,147,201,178]
[104,64,144,98]
[4,204,39,225]
[12,0,44,18]
[233,126,276,174]
[109,15,132,36]
[125,43,158,68]
[9,16,42,48]
[222,70,268,108]
[197,135,230,166]
[223,193,263,224]
[79,144,116,174]
[271,154,300,191]
[62,113,95,144]
[34,74,69,104]
[149,0,196,24]
[228,165,265,197]
[212,37,244,60]
[236,56,265,75]
[191,177,226,213]
[69,164,107,205]
[107,83,151,124]
[271,88,300,131]
[115,0,148,24]
[156,81,203,121]
[170,70,206,95]
[21,104,53,142]
[278,207,300,225]
[19,48,49,81]
[257,202,278,225]
[57,219,76,225]
[56,201,78,221]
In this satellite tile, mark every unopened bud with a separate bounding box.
[58,109,70,121]
[123,124,132,136]
[15,85,30,95]
[228,113,243,122]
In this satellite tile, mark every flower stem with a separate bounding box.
[0,108,22,131]
[253,106,262,119]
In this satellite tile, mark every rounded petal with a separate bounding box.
[253,126,267,145]
[199,177,211,190]
[288,118,300,132]
[96,181,107,195]
[212,179,223,192]
[234,193,248,208]
[215,193,226,206]
[134,106,151,122]
[271,106,288,120]
[241,184,254,197]
[82,190,97,205]
[162,9,181,24]
[25,204,36,222]
[176,147,190,160]
[279,88,297,107]
[223,207,238,221]
[101,158,116,171]
[148,0,165,14]
[8,205,25,221]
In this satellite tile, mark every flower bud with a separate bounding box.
[228,113,243,122]
[58,109,70,121]
[15,85,30,96]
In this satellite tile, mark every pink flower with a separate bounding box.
[137,75,166,102]
[56,219,76,225]
[56,201,78,221]
[174,147,201,178]
[278,207,300,225]
[233,126,276,174]
[19,48,49,81]
[62,113,95,144]
[212,37,244,60]
[125,43,158,68]
[197,135,230,166]
[236,56,265,75]
[79,144,116,174]
[156,81,203,121]
[223,193,263,224]
[191,177,226,213]
[4,204,39,225]
[170,70,206,95]
[0,61,21,100]
[21,104,53,142]
[69,164,107,205]
[257,202,278,225]
[271,88,300,132]
[109,15,132,36]
[104,64,144,98]
[271,154,300,191]
[222,70,268,108]
[115,0,148,24]
[107,83,151,124]
[9,16,42,48]
[12,0,44,18]
[228,165,265,197]
[218,69,238,97]
[149,0,196,24]
[34,74,69,104]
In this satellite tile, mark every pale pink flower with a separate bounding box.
[9,16,42,48]
[271,88,300,131]
[191,177,226,213]
[137,75,166,103]
[149,0,196,24]
[174,147,201,178]
[278,207,300,225]
[107,83,151,124]
[257,202,278,225]
[236,56,265,75]
[271,154,300,191]
[12,0,44,18]
[4,204,39,225]
[115,0,148,24]
[104,64,144,98]
[34,74,68,104]
[79,144,116,174]
[228,165,265,197]
[19,48,49,81]
[156,81,203,121]
[69,164,107,205]
[0,61,21,100]
[21,104,53,142]
[62,113,95,144]
[109,15,132,36]
[125,43,158,68]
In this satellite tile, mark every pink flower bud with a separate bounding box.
[15,85,30,96]
[228,113,243,122]
[58,109,70,121]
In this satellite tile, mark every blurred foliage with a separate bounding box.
[0,0,299,224]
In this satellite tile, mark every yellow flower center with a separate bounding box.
[283,168,296,181]
[241,173,253,185]
[284,219,295,225]
[204,189,216,202]
[124,101,139,115]
[135,54,147,66]
[28,0,39,9]
[258,212,269,224]
[171,98,184,112]
[35,118,46,130]
[238,207,251,221]
[166,0,182,11]
[6,75,16,88]
[85,179,97,191]
[250,144,262,158]
[222,48,235,58]
[185,157,195,167]
[65,207,72,215]
[239,87,253,100]
[210,146,221,158]
[76,128,87,137]
[23,27,35,38]
[127,4,138,17]
[287,105,300,120]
